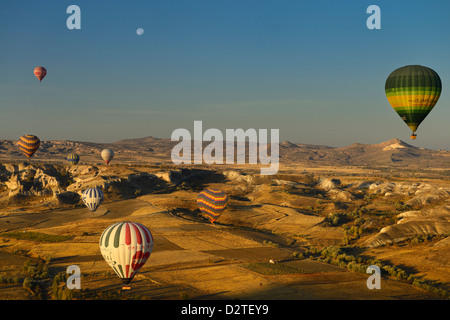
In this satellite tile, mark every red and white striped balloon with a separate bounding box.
[101,148,114,165]
[99,222,154,285]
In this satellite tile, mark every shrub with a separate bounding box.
[180,292,190,300]
[23,259,49,279]
[51,272,78,300]
[292,252,304,259]
[1,231,73,243]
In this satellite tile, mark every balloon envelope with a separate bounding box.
[81,187,104,213]
[101,149,114,165]
[66,153,80,165]
[99,222,154,285]
[34,66,47,82]
[197,189,228,223]
[385,65,442,138]
[17,135,40,159]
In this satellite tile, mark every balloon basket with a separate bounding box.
[410,134,417,140]
[121,285,131,290]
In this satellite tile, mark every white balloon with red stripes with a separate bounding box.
[99,221,154,286]
[101,148,114,165]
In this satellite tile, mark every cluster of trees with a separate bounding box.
[0,275,20,284]
[21,258,51,299]
[51,272,79,300]
[298,246,449,299]
[0,255,82,300]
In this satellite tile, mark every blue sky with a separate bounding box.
[1,0,450,149]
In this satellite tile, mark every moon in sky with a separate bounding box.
[136,28,144,36]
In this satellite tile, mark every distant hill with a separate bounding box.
[279,138,450,168]
[1,137,450,168]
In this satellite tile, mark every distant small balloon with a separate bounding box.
[17,134,40,159]
[136,28,144,36]
[101,148,114,165]
[66,153,80,165]
[34,66,47,82]
[82,187,104,213]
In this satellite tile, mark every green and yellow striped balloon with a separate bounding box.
[385,65,442,139]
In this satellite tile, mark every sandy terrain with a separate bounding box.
[0,184,446,300]
[0,143,449,300]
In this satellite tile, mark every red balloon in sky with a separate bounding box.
[34,67,47,82]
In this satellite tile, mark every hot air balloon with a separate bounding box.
[385,65,442,139]
[17,135,40,160]
[99,221,154,288]
[81,187,104,213]
[66,153,80,165]
[34,66,47,82]
[101,149,114,165]
[197,189,228,224]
